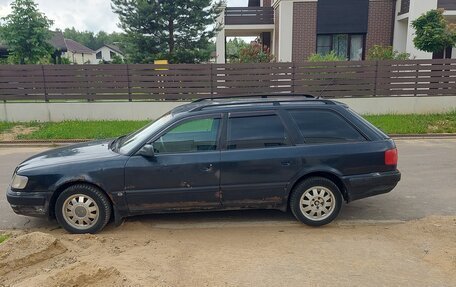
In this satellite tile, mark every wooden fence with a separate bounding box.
[0,59,455,101]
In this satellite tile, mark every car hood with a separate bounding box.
[17,140,121,172]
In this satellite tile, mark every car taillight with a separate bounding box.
[385,148,398,166]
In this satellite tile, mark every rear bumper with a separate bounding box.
[6,188,51,217]
[342,170,401,202]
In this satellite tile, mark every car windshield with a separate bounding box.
[116,112,173,154]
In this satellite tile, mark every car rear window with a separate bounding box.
[289,109,366,144]
[227,114,290,150]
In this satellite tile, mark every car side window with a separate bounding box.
[227,114,290,150]
[289,110,366,144]
[153,117,220,154]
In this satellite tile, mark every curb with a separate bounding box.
[0,134,455,147]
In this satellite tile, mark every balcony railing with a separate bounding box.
[438,0,456,10]
[225,7,274,25]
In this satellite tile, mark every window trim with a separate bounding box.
[224,110,295,151]
[140,113,223,156]
[316,33,366,61]
[285,108,369,145]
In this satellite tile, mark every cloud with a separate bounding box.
[0,0,247,33]
[0,0,120,32]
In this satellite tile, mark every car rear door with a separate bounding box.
[124,114,222,212]
[220,110,301,209]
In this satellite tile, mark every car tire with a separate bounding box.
[290,177,342,226]
[55,184,112,234]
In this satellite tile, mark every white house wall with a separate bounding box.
[63,51,97,65]
[277,0,293,62]
[95,46,125,63]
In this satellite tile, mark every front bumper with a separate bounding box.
[342,170,401,202]
[6,188,52,216]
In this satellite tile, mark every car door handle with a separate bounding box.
[201,164,213,172]
[281,161,291,167]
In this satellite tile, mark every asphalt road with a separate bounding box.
[1,139,455,230]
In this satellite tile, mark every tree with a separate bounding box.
[111,0,223,63]
[238,42,274,63]
[412,9,456,58]
[62,28,125,50]
[226,37,249,63]
[0,0,54,64]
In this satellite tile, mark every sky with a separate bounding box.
[0,0,248,33]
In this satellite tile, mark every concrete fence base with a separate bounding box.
[1,96,456,122]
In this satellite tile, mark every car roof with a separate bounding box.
[172,94,346,115]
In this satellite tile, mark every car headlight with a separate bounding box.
[11,174,28,189]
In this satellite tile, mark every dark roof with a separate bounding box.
[64,39,95,54]
[49,31,67,51]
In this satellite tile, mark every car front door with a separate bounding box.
[220,111,301,209]
[124,115,222,212]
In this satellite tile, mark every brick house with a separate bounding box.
[215,0,456,63]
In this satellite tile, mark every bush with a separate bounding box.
[367,45,410,60]
[307,51,345,62]
[239,42,274,63]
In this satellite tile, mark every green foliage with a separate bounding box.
[59,57,71,64]
[412,9,456,54]
[62,28,125,51]
[111,0,223,64]
[111,54,125,64]
[226,37,249,63]
[367,45,410,60]
[238,42,274,63]
[0,234,10,244]
[0,0,54,64]
[308,51,345,62]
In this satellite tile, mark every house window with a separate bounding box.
[316,34,365,60]
[110,51,116,59]
[96,51,102,59]
[317,35,332,55]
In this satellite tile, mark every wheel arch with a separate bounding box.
[286,171,349,210]
[49,180,113,219]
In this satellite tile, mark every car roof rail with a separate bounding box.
[189,96,336,112]
[191,93,317,103]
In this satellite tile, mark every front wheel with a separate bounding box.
[55,184,112,234]
[290,177,342,226]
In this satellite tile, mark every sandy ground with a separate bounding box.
[0,216,455,287]
[0,126,38,141]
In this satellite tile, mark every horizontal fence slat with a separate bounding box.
[0,60,455,101]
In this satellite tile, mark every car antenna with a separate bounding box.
[318,78,336,99]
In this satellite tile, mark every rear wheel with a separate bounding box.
[55,184,111,234]
[290,177,342,226]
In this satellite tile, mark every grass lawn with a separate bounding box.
[0,234,9,244]
[364,112,456,134]
[18,120,149,140]
[1,112,455,140]
[0,122,17,134]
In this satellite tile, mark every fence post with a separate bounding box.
[291,63,296,94]
[210,64,214,99]
[373,61,379,97]
[41,65,49,102]
[84,66,95,102]
[126,64,132,102]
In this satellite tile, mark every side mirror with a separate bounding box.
[138,143,155,157]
